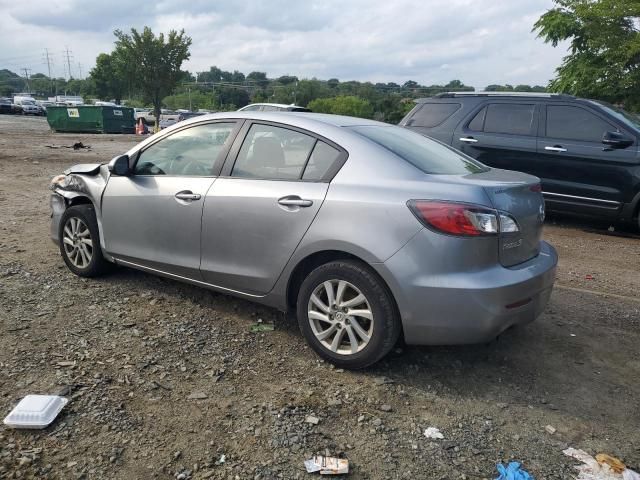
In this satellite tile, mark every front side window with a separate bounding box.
[134,123,235,176]
[410,103,461,128]
[546,105,615,142]
[482,103,535,135]
[350,125,487,175]
[232,124,316,180]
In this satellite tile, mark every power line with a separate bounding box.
[21,68,32,92]
[63,46,74,80]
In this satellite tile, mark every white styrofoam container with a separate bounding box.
[3,395,68,429]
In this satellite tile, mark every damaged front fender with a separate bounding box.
[49,164,112,261]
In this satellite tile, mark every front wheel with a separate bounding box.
[59,205,111,277]
[296,260,401,369]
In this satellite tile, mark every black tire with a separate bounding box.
[59,205,111,277]
[296,260,401,369]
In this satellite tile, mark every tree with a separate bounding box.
[534,0,640,110]
[246,71,269,88]
[307,96,374,118]
[114,26,192,128]
[90,53,127,104]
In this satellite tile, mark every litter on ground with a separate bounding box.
[494,462,534,480]
[563,447,640,480]
[3,395,68,429]
[250,322,274,332]
[424,427,444,439]
[304,456,349,475]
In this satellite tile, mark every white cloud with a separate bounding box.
[0,0,568,88]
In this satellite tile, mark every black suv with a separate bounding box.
[400,92,640,228]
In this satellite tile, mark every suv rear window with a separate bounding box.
[468,103,535,135]
[350,125,487,175]
[410,103,460,127]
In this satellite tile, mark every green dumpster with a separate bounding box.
[46,106,135,133]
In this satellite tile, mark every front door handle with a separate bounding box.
[545,145,567,152]
[459,136,478,143]
[278,196,313,207]
[175,191,202,201]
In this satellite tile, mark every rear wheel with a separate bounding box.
[59,205,110,277]
[296,260,401,369]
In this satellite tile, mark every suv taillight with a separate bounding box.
[408,200,519,236]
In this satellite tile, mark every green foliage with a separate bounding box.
[163,90,215,111]
[307,96,374,118]
[485,84,547,92]
[534,0,640,110]
[113,26,192,126]
[90,53,129,103]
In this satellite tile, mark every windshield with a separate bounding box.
[349,125,488,175]
[590,100,640,130]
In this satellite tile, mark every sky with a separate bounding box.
[0,0,568,89]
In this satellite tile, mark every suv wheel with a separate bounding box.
[59,205,110,277]
[296,260,401,369]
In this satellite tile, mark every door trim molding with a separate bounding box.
[542,191,621,205]
[113,257,265,298]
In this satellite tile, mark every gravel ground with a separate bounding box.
[1,115,639,480]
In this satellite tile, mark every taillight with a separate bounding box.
[529,183,542,193]
[408,201,519,236]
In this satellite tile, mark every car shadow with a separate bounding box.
[97,266,640,428]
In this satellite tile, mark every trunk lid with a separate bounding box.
[473,169,544,267]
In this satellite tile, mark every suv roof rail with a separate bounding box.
[431,91,575,99]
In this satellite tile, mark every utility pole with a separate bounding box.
[43,48,54,94]
[78,62,83,79]
[63,46,74,80]
[21,68,32,92]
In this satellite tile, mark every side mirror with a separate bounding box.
[602,131,633,149]
[108,154,131,175]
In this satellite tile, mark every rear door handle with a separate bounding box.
[174,191,201,201]
[459,136,478,143]
[545,145,567,152]
[278,196,313,207]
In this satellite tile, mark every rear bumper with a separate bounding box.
[374,234,558,345]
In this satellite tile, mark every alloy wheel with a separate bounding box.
[62,217,93,269]
[307,279,374,355]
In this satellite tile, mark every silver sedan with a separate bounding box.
[50,112,557,369]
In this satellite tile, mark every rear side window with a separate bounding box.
[410,103,461,127]
[468,103,535,135]
[483,104,535,135]
[232,124,316,180]
[350,125,487,175]
[302,141,341,180]
[546,105,614,142]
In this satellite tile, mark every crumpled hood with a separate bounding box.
[64,163,104,175]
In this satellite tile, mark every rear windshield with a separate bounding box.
[349,125,488,175]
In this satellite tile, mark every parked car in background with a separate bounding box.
[177,111,206,122]
[0,97,13,114]
[18,100,43,115]
[49,112,556,368]
[36,100,55,113]
[137,109,180,126]
[13,95,44,115]
[238,103,311,112]
[400,92,640,229]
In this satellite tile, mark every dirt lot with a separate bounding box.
[0,115,639,480]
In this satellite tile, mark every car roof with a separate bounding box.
[177,111,384,128]
[240,102,306,109]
